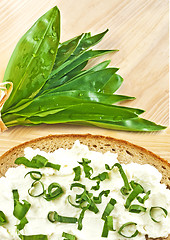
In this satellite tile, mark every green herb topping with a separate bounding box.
[149,206,168,223]
[12,189,31,230]
[118,222,139,238]
[0,211,8,226]
[15,155,61,170]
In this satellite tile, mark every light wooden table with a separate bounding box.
[0,0,169,162]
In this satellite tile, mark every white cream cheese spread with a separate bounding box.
[0,140,169,240]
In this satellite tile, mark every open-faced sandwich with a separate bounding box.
[0,134,169,240]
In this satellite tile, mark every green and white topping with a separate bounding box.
[0,141,169,240]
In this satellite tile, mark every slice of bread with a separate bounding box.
[0,134,169,240]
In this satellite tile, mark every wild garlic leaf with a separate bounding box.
[85,118,166,131]
[41,60,111,93]
[27,103,140,124]
[49,49,114,80]
[2,6,60,112]
[52,34,83,70]
[12,91,134,117]
[49,68,119,93]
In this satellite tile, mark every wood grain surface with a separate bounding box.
[0,0,169,162]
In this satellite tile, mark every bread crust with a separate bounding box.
[0,134,169,240]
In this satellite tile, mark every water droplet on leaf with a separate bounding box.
[50,49,55,54]
[52,32,57,37]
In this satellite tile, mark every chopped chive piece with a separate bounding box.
[137,190,151,204]
[102,216,115,237]
[15,155,61,170]
[149,206,168,223]
[102,198,117,220]
[91,172,109,191]
[91,180,100,191]
[92,172,109,181]
[69,182,99,230]
[88,199,99,214]
[16,217,28,231]
[62,232,76,240]
[70,182,86,190]
[78,208,87,230]
[129,205,147,213]
[28,181,45,198]
[19,234,48,239]
[12,189,31,231]
[12,189,31,220]
[44,182,63,201]
[118,222,139,238]
[25,171,43,181]
[78,158,93,179]
[93,190,110,204]
[0,211,7,226]
[125,184,144,209]
[105,163,131,195]
[130,181,139,189]
[47,211,77,223]
[73,166,81,181]
[45,162,61,170]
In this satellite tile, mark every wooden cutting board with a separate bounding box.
[0,0,169,162]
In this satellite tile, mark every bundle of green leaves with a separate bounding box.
[1,6,166,131]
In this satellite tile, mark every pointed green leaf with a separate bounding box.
[52,33,83,70]
[27,103,139,124]
[51,68,119,93]
[42,60,111,92]
[73,29,110,56]
[86,118,166,131]
[6,91,135,117]
[49,49,114,80]
[2,6,60,112]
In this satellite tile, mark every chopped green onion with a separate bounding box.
[44,182,63,201]
[93,190,110,204]
[130,181,139,189]
[0,211,7,226]
[47,211,77,223]
[149,206,168,223]
[73,166,81,181]
[16,217,28,231]
[129,205,147,213]
[125,184,144,209]
[68,195,81,208]
[91,180,100,191]
[19,234,48,240]
[102,216,115,237]
[105,163,131,195]
[70,182,86,190]
[69,182,99,230]
[91,172,109,191]
[78,158,93,179]
[102,198,117,220]
[15,155,61,170]
[92,172,109,181]
[25,171,42,180]
[62,232,76,240]
[118,222,139,238]
[45,162,61,170]
[78,207,87,230]
[28,181,45,198]
[12,189,31,220]
[12,189,31,232]
[88,198,99,214]
[137,190,151,204]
